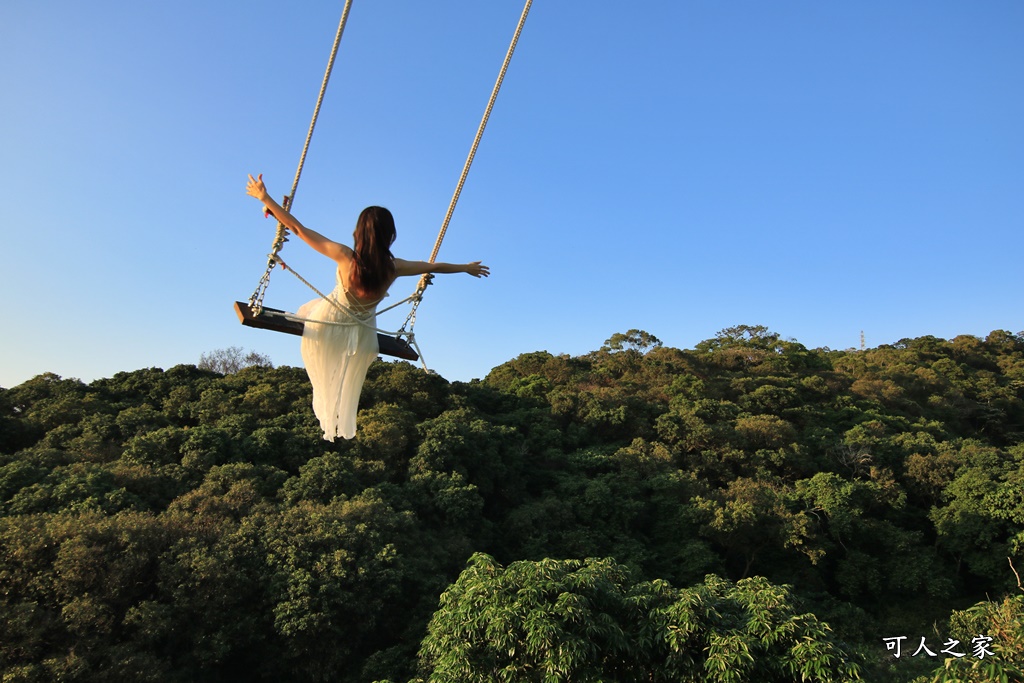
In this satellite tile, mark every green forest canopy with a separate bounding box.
[1,325,1023,682]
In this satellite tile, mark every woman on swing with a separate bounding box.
[246,173,489,441]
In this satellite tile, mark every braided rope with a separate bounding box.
[247,0,531,371]
[288,0,353,210]
[428,0,533,265]
[282,312,409,337]
[400,0,533,332]
[275,254,428,368]
[275,256,415,336]
[250,0,354,314]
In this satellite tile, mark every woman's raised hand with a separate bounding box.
[465,261,490,278]
[246,173,269,201]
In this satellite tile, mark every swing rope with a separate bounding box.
[249,0,354,316]
[246,0,531,369]
[397,0,534,339]
[272,253,430,369]
[274,255,418,332]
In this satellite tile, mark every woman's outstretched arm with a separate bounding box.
[246,174,349,263]
[394,258,490,278]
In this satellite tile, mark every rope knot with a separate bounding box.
[415,272,435,295]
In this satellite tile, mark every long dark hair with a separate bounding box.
[351,206,396,297]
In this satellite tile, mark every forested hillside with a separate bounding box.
[2,326,1023,682]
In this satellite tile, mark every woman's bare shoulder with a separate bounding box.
[324,244,354,269]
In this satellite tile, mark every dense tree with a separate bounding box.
[601,329,663,354]
[928,589,1024,683]
[1,328,1022,682]
[197,347,274,375]
[413,553,861,682]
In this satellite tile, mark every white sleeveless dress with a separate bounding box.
[296,268,381,441]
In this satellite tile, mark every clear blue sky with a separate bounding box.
[2,1,1022,388]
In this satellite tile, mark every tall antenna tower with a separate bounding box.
[860,331,865,351]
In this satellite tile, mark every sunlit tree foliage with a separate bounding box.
[1,327,1022,682]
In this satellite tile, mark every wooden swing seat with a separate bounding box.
[233,301,419,361]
